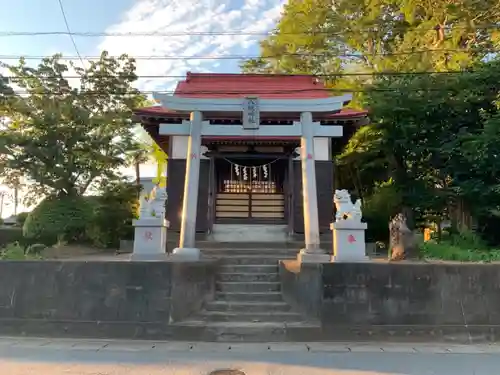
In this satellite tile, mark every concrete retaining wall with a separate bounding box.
[280,261,500,342]
[0,260,217,339]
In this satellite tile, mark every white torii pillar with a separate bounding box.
[153,93,351,261]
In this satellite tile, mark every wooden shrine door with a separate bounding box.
[215,159,286,223]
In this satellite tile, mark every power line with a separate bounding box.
[0,87,485,97]
[0,70,480,80]
[56,0,84,68]
[0,48,497,61]
[0,23,499,37]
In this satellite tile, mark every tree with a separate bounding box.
[0,52,146,200]
[339,57,500,229]
[243,0,500,75]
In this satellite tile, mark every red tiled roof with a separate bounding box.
[135,72,368,118]
[175,72,332,99]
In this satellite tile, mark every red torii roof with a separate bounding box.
[136,72,367,118]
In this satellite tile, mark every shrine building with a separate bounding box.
[133,73,368,256]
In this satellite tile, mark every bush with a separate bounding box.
[86,182,139,248]
[15,212,29,227]
[420,230,500,262]
[0,242,42,260]
[363,180,402,242]
[23,196,95,245]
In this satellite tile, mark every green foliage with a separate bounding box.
[0,242,27,260]
[0,242,41,260]
[86,181,139,248]
[244,0,499,74]
[242,0,500,109]
[15,212,29,227]
[335,57,500,234]
[23,196,95,245]
[420,230,500,262]
[420,241,498,262]
[363,180,402,242]
[0,52,147,203]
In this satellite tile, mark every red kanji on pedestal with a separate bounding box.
[348,234,356,243]
[144,231,153,241]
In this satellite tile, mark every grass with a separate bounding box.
[419,230,500,262]
[0,242,43,260]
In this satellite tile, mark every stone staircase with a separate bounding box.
[175,241,321,341]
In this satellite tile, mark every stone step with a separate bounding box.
[172,321,321,342]
[199,311,304,323]
[216,281,281,293]
[219,265,279,274]
[221,256,291,266]
[202,248,299,256]
[205,301,292,313]
[215,292,283,302]
[217,273,279,282]
[197,240,331,249]
[174,319,321,343]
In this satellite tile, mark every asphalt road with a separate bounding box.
[0,337,499,374]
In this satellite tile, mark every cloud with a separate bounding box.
[98,0,286,92]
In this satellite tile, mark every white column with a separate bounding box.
[172,111,203,260]
[298,112,330,263]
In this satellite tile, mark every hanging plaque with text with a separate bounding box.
[242,97,260,129]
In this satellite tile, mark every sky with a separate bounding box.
[0,0,286,217]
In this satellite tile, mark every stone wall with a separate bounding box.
[280,261,500,342]
[322,262,500,326]
[0,260,217,339]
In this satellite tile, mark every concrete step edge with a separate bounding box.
[216,292,282,296]
[216,281,281,285]
[207,301,288,306]
[220,255,295,259]
[201,311,302,317]
[173,321,321,328]
[218,272,279,276]
[219,265,280,268]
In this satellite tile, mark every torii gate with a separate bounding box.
[153,93,352,262]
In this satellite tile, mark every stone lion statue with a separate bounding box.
[389,213,417,260]
[139,185,168,219]
[333,189,362,223]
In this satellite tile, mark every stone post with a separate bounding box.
[172,111,203,260]
[132,187,169,260]
[330,189,368,262]
[297,112,330,263]
[331,221,368,262]
[132,218,169,260]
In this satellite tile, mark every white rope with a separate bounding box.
[222,157,281,169]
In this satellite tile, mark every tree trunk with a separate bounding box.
[13,184,18,216]
[0,193,4,219]
[135,161,141,187]
[134,158,141,198]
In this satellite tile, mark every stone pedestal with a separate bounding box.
[331,221,369,262]
[132,217,168,261]
[171,246,201,260]
[297,249,331,263]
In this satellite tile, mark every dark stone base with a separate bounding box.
[0,319,498,343]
